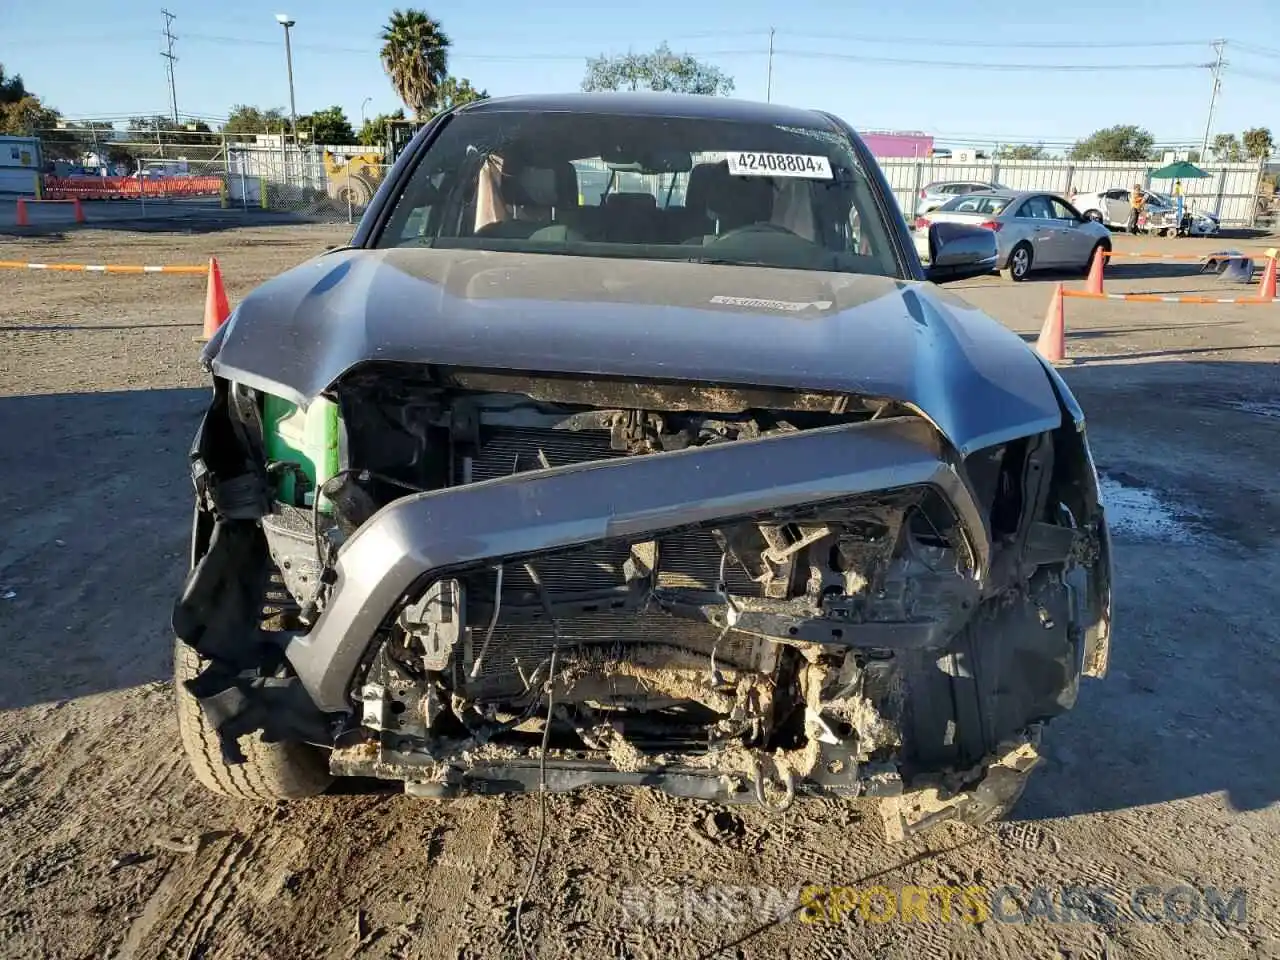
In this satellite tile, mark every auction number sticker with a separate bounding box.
[727,152,833,179]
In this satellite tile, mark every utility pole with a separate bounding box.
[1200,39,1226,162]
[161,9,179,123]
[766,28,775,103]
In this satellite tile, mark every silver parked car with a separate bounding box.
[915,179,1004,217]
[916,190,1112,281]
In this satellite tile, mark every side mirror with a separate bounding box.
[924,222,999,283]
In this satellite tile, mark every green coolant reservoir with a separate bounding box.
[262,394,341,511]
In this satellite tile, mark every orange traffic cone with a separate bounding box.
[1084,247,1106,295]
[1259,252,1277,302]
[15,198,28,227]
[197,257,230,343]
[1035,284,1066,364]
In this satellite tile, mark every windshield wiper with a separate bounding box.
[685,257,776,267]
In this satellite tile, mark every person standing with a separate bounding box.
[1127,183,1146,233]
[1173,178,1185,232]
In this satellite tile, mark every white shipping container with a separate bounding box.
[0,136,41,195]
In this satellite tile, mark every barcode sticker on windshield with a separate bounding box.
[727,152,833,179]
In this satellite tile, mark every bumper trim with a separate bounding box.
[286,416,990,713]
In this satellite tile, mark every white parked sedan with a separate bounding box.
[915,190,1113,281]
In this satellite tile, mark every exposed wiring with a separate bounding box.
[513,559,562,960]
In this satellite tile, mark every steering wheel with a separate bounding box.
[710,222,803,242]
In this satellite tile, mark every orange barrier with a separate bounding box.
[0,259,207,274]
[1101,251,1262,260]
[1062,290,1276,305]
[41,175,224,201]
[1085,247,1276,298]
[1038,274,1276,365]
[15,198,84,226]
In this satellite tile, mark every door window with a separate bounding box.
[1017,196,1055,219]
[1049,198,1080,221]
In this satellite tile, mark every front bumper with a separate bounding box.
[285,416,991,713]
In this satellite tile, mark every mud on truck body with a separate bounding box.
[174,93,1112,839]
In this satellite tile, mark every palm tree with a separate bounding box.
[379,9,451,119]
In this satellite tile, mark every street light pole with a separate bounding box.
[276,14,298,139]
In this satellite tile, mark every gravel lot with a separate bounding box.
[1,222,1278,960]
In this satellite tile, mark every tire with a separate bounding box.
[1082,209,1103,223]
[174,638,333,801]
[1001,242,1033,281]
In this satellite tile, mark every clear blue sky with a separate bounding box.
[4,0,1279,147]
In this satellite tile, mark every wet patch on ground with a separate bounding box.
[1098,472,1203,544]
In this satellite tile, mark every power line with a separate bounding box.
[1229,65,1280,85]
[777,31,1213,50]
[771,49,1212,72]
[161,9,179,123]
[1231,41,1280,61]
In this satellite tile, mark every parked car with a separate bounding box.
[916,179,1005,217]
[1072,186,1220,236]
[916,190,1113,281]
[177,92,1112,840]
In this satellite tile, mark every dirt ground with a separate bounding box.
[1,222,1279,960]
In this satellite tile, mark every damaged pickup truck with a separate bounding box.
[174,92,1112,838]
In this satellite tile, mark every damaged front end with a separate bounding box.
[175,363,1111,834]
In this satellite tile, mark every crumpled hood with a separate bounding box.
[211,247,1063,455]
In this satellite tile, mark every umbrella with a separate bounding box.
[1148,160,1209,180]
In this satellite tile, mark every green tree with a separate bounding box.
[1242,127,1274,160]
[582,43,734,95]
[431,76,487,116]
[223,105,290,137]
[301,105,356,143]
[1069,125,1155,161]
[1212,133,1243,162]
[0,95,59,137]
[998,143,1046,160]
[0,63,29,105]
[127,115,213,144]
[380,9,451,118]
[357,108,406,147]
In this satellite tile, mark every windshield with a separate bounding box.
[939,194,1012,215]
[375,110,901,278]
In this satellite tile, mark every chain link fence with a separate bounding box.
[224,143,391,224]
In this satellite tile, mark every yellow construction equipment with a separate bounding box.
[322,150,386,209]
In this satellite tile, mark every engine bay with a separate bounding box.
[246,365,1055,807]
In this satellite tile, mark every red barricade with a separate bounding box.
[43,175,223,201]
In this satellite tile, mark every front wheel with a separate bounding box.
[175,639,333,800]
[1001,243,1033,281]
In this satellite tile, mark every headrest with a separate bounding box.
[699,163,774,222]
[684,162,722,211]
[502,166,559,207]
